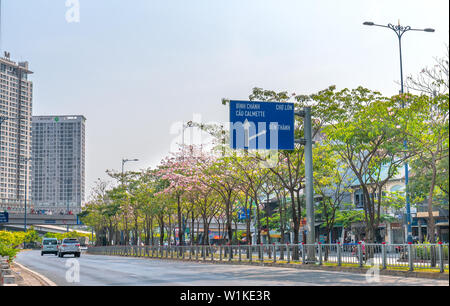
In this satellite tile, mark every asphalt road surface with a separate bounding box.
[15,250,448,286]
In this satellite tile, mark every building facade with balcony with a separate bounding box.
[0,53,33,211]
[31,115,86,214]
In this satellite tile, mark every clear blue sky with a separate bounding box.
[1,0,449,199]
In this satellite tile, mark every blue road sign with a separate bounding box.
[77,215,84,225]
[0,212,9,223]
[238,208,251,221]
[230,100,294,150]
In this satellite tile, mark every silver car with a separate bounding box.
[58,238,81,258]
[41,238,59,256]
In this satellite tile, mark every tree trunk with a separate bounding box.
[191,211,195,245]
[159,216,165,246]
[177,195,184,246]
[280,194,286,244]
[203,217,209,245]
[255,200,261,244]
[266,194,272,245]
[167,216,172,245]
[427,163,437,243]
[124,215,129,245]
[108,220,113,246]
[196,218,200,244]
[246,214,251,245]
[289,189,300,260]
[226,195,234,245]
[134,215,139,246]
[324,226,330,261]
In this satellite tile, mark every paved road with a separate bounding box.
[15,250,448,286]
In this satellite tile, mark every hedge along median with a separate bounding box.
[0,229,39,263]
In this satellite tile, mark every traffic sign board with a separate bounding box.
[238,208,250,221]
[230,100,294,150]
[0,212,9,223]
[77,215,83,225]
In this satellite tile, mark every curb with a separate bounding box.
[12,262,57,286]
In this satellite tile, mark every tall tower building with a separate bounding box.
[0,53,33,211]
[31,115,86,213]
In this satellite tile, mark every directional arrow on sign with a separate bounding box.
[250,130,267,141]
[244,119,250,148]
[244,119,267,148]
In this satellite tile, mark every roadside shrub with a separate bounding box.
[44,231,90,241]
[0,243,20,262]
[0,230,39,262]
[415,239,449,260]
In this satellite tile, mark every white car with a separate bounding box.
[58,238,81,258]
[41,238,59,256]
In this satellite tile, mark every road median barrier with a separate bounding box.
[87,243,449,280]
[1,274,16,285]
[1,266,16,286]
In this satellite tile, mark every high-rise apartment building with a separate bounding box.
[0,53,33,210]
[31,115,86,213]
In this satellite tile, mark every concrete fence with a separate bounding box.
[87,243,449,273]
[0,256,17,286]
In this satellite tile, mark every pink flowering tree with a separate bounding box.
[157,145,208,245]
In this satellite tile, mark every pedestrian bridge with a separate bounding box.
[2,213,80,226]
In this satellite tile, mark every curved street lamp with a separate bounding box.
[363,21,435,94]
[181,121,194,149]
[363,21,435,243]
[121,158,139,180]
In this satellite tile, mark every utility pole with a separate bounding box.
[304,108,314,247]
[22,157,32,232]
[181,121,194,151]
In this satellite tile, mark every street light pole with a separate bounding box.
[303,108,315,261]
[181,121,194,154]
[121,158,139,180]
[22,157,32,232]
[363,21,435,243]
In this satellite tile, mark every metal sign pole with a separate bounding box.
[304,107,315,262]
[229,101,314,257]
[295,107,315,262]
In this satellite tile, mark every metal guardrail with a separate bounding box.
[87,243,449,273]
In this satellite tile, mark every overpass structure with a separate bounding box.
[2,224,90,235]
[1,213,80,226]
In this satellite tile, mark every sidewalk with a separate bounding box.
[10,262,56,286]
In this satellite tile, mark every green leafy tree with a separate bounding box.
[0,230,39,262]
[313,143,354,246]
[403,93,449,242]
[324,89,409,243]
